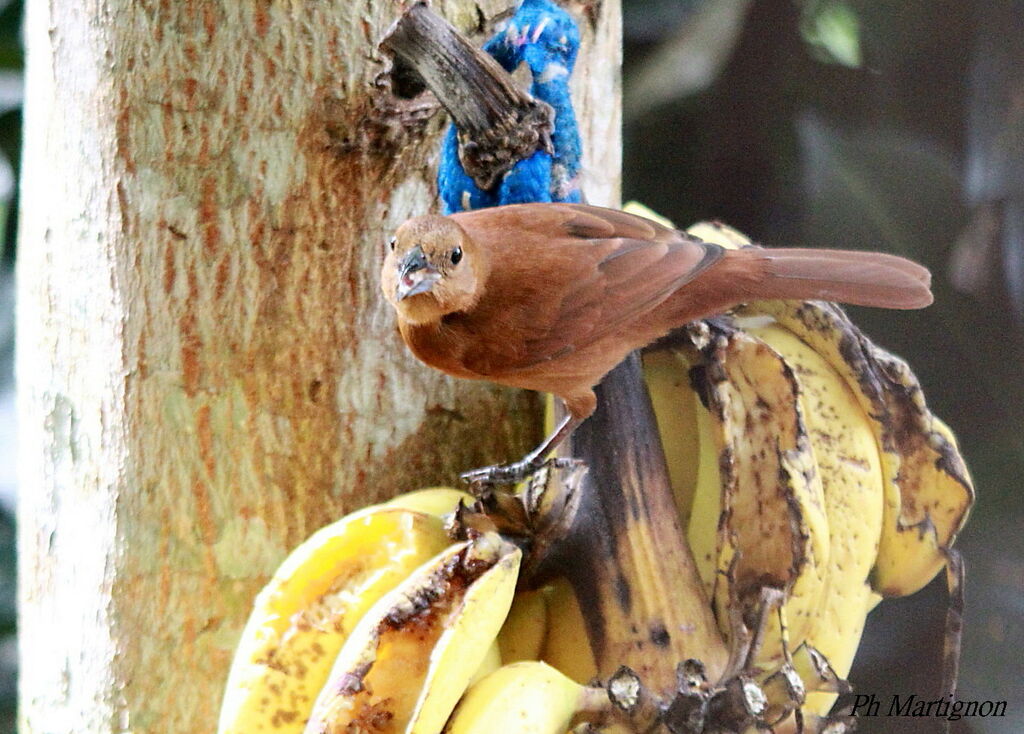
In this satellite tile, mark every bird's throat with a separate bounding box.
[397,293,447,325]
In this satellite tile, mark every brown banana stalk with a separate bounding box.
[544,354,730,692]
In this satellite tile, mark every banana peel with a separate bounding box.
[218,507,453,734]
[305,533,521,734]
[496,588,547,664]
[752,299,974,597]
[537,576,599,685]
[385,487,474,518]
[443,661,607,734]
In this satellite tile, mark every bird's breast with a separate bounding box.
[399,320,482,381]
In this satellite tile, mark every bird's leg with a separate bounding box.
[460,412,584,487]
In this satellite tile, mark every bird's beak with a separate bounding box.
[396,245,441,301]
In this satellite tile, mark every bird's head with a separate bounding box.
[381,215,488,324]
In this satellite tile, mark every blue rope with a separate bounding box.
[438,0,582,213]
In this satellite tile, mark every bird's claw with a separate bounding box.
[460,456,584,489]
[460,461,532,488]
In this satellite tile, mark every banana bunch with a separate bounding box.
[218,208,973,734]
[217,484,610,734]
[638,211,974,727]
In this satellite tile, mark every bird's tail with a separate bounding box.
[724,246,933,309]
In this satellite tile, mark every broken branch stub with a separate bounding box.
[380,2,554,190]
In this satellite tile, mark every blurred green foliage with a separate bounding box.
[800,0,862,67]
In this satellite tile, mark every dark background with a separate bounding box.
[0,0,1019,732]
[621,1,1022,732]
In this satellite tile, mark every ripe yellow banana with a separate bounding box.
[218,506,452,734]
[537,576,599,684]
[496,588,547,664]
[647,220,838,682]
[304,533,521,734]
[742,317,884,715]
[645,321,858,718]
[385,486,474,518]
[752,299,974,597]
[469,639,502,687]
[443,661,607,734]
[641,348,702,527]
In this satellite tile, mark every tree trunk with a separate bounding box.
[16,1,619,732]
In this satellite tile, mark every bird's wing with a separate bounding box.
[451,203,724,373]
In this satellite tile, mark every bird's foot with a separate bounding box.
[460,456,584,489]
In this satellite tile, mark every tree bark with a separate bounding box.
[16,1,619,732]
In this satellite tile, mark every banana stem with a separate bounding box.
[379,3,554,189]
[940,549,965,734]
[576,685,615,716]
[547,353,729,693]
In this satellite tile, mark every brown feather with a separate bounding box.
[725,247,933,309]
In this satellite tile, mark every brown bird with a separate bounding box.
[380,202,932,484]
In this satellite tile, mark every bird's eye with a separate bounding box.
[388,237,396,251]
[451,246,463,265]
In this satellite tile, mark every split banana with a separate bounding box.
[751,298,973,597]
[304,533,521,734]
[218,505,453,734]
[219,485,613,734]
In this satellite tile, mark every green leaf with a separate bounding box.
[799,0,862,68]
